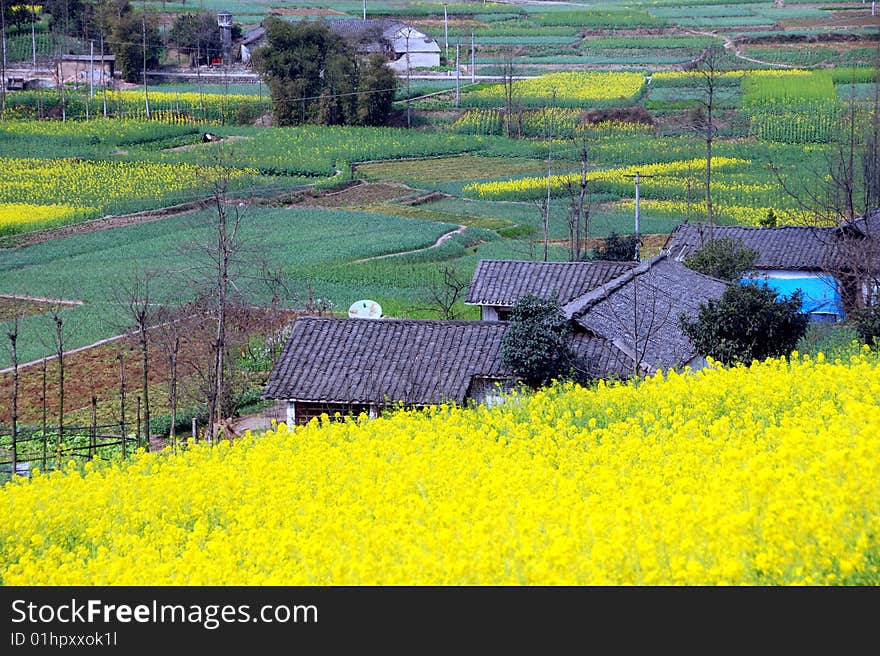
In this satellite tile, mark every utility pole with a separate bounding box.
[443,3,449,62]
[624,172,653,261]
[634,171,641,262]
[142,16,150,119]
[1,0,6,113]
[363,0,366,20]
[405,29,411,128]
[543,89,556,263]
[455,43,460,107]
[30,2,35,68]
[89,41,94,99]
[471,31,475,83]
[100,22,107,117]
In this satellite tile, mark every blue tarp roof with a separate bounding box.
[741,275,843,317]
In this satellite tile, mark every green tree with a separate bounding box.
[850,305,880,346]
[357,52,398,126]
[501,294,573,388]
[679,282,810,366]
[256,17,396,127]
[168,12,236,66]
[110,11,160,83]
[683,237,758,282]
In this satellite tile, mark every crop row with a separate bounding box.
[460,71,646,110]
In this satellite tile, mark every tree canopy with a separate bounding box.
[256,18,397,127]
[501,294,573,388]
[679,282,809,366]
[684,236,758,282]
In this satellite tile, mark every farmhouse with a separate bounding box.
[262,316,636,424]
[465,259,637,321]
[58,54,115,85]
[467,255,730,374]
[238,19,441,71]
[663,213,880,320]
[563,254,730,373]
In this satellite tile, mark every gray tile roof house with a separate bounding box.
[662,224,833,270]
[465,255,728,374]
[564,255,730,373]
[262,316,634,424]
[465,259,637,321]
[662,214,880,318]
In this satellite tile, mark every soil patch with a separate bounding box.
[0,308,302,429]
[0,296,81,321]
[290,182,420,208]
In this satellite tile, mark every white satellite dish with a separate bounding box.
[348,299,382,319]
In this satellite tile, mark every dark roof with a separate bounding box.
[568,255,729,372]
[569,332,635,379]
[465,259,637,308]
[663,224,832,270]
[263,316,639,406]
[326,18,404,40]
[263,317,511,406]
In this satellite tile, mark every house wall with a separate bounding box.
[388,51,440,71]
[742,269,843,319]
[59,60,114,84]
[287,401,376,425]
[479,305,511,321]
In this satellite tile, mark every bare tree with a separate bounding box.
[500,55,523,139]
[687,44,732,241]
[153,305,185,451]
[770,69,880,313]
[112,268,158,452]
[181,147,256,442]
[561,127,595,262]
[415,266,469,319]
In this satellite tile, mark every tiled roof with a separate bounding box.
[663,224,832,270]
[263,316,637,405]
[569,255,729,371]
[465,259,637,308]
[264,317,511,406]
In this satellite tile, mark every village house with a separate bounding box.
[238,18,441,71]
[663,211,880,320]
[465,259,637,321]
[57,54,115,85]
[264,254,729,424]
[467,255,730,374]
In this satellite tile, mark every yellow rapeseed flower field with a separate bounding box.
[1,352,878,585]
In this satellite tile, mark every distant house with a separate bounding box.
[663,215,880,320]
[238,18,440,70]
[58,54,115,84]
[466,255,730,375]
[465,259,637,321]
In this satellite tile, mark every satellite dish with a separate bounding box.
[349,299,382,319]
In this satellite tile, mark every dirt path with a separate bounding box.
[683,28,797,69]
[353,224,467,263]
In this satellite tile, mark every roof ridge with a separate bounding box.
[295,316,508,327]
[562,254,667,318]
